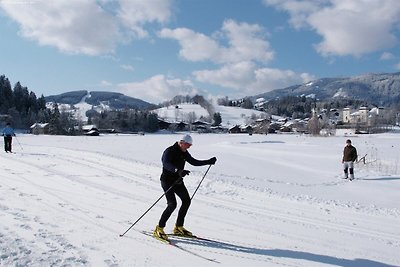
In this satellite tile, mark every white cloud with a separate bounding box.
[395,62,400,70]
[193,62,255,89]
[0,0,121,55]
[0,0,173,55]
[263,0,326,29]
[160,18,314,96]
[117,0,173,39]
[193,62,315,95]
[117,75,199,104]
[380,52,395,60]
[264,0,400,57]
[159,28,221,62]
[159,19,274,64]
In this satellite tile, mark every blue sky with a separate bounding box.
[1,0,400,104]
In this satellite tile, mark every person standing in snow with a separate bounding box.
[153,134,217,241]
[342,139,357,180]
[2,122,16,153]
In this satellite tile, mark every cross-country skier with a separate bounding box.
[153,134,217,241]
[342,139,357,180]
[2,122,16,153]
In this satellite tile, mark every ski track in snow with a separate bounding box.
[0,134,399,267]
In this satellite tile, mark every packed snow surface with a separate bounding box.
[1,133,399,266]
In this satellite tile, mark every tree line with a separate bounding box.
[0,75,48,129]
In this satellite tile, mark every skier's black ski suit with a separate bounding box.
[158,142,212,227]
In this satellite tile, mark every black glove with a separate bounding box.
[177,169,190,177]
[207,157,217,165]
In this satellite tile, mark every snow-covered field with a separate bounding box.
[1,132,399,267]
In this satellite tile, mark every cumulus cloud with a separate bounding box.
[117,75,199,104]
[159,28,222,62]
[194,62,255,90]
[193,62,315,95]
[117,0,173,39]
[160,19,313,96]
[263,0,326,29]
[0,0,121,55]
[159,19,274,64]
[263,0,400,57]
[0,0,173,55]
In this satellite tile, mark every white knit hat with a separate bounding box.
[181,134,193,145]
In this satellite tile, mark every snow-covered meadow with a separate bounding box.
[1,132,399,266]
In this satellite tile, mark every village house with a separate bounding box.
[157,118,171,130]
[252,118,270,134]
[81,124,100,136]
[228,124,253,134]
[30,123,50,135]
[191,120,211,133]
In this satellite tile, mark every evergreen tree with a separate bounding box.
[213,112,222,126]
[38,95,47,110]
[0,75,13,113]
[49,103,62,135]
[143,113,159,132]
[240,98,254,109]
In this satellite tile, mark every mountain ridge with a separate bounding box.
[251,72,400,106]
[45,90,155,110]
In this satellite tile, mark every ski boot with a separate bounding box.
[153,225,169,242]
[173,225,193,237]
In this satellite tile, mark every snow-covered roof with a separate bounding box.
[82,124,97,130]
[30,123,49,129]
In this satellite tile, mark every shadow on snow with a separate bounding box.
[360,176,400,181]
[170,236,396,267]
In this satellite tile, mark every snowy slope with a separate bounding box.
[47,91,111,122]
[1,133,399,266]
[155,103,267,127]
[155,104,209,122]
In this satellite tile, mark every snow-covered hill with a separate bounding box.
[46,90,155,121]
[1,133,399,266]
[155,103,268,127]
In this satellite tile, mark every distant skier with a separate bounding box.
[153,134,217,241]
[2,122,16,153]
[342,139,357,180]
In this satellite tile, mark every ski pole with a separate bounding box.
[119,178,182,237]
[14,136,23,151]
[191,165,212,200]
